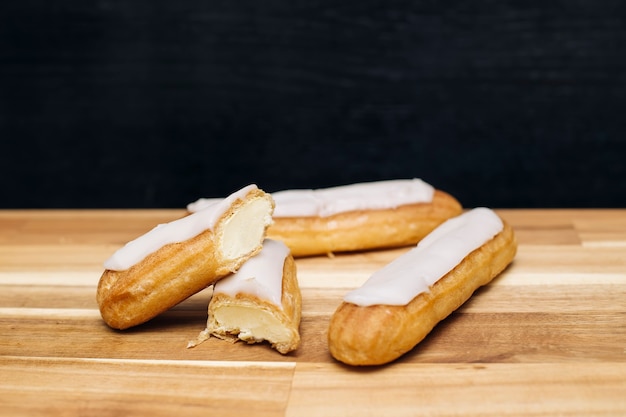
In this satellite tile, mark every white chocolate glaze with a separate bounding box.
[343,207,504,307]
[213,239,289,308]
[187,178,434,218]
[187,197,221,213]
[103,184,258,271]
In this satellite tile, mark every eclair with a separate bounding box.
[189,239,301,354]
[188,179,463,257]
[328,207,517,366]
[97,185,274,330]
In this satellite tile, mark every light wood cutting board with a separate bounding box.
[1,209,625,416]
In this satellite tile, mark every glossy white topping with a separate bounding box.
[343,207,504,307]
[103,184,258,271]
[213,239,289,308]
[187,197,221,213]
[187,178,434,218]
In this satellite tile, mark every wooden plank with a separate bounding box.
[287,362,626,417]
[0,209,185,245]
[0,245,111,271]
[0,356,294,417]
[1,306,624,364]
[2,282,625,317]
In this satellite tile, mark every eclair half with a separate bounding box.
[97,185,274,330]
[189,239,302,354]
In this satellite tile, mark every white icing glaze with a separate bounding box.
[212,239,289,308]
[103,184,258,271]
[343,207,504,307]
[186,197,221,213]
[187,178,434,218]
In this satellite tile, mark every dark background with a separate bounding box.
[1,0,625,209]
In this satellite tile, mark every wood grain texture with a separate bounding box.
[1,209,626,415]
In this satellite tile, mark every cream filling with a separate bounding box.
[211,305,292,344]
[187,178,434,218]
[219,199,274,261]
[213,239,288,307]
[103,184,261,271]
[343,207,504,307]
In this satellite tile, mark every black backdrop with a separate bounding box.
[1,0,625,208]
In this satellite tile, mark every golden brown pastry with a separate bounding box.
[188,179,463,257]
[269,189,462,257]
[97,185,274,330]
[189,239,301,354]
[328,208,517,366]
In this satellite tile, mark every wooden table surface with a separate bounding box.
[1,209,625,416]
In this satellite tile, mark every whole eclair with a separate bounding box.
[189,179,463,257]
[328,207,517,366]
